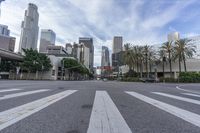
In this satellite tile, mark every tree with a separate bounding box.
[62,58,90,80]
[162,41,173,78]
[143,45,154,78]
[158,49,166,78]
[175,39,196,72]
[21,48,52,79]
[123,43,135,71]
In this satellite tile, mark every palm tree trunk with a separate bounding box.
[183,53,187,72]
[146,55,149,78]
[140,60,143,78]
[179,56,181,74]
[163,61,165,78]
[169,52,172,78]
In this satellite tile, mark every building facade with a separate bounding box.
[65,43,73,55]
[0,25,15,52]
[101,46,110,67]
[0,35,15,52]
[0,24,10,36]
[39,29,56,53]
[79,37,94,71]
[168,32,180,42]
[113,36,123,54]
[19,3,39,53]
[46,45,68,56]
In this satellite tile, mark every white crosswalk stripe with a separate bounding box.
[126,91,200,128]
[0,89,22,93]
[0,90,77,131]
[182,93,200,98]
[152,92,200,105]
[87,91,132,133]
[0,89,49,101]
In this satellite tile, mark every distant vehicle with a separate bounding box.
[102,78,108,81]
[140,78,159,83]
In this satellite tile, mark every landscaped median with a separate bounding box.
[120,72,200,83]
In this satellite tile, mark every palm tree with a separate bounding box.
[162,41,173,78]
[123,43,135,71]
[143,45,154,78]
[175,39,196,72]
[158,49,166,78]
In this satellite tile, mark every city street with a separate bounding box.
[0,80,200,133]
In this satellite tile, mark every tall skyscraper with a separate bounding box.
[39,29,56,53]
[0,24,10,36]
[0,0,5,17]
[0,24,15,52]
[101,46,110,67]
[168,32,180,42]
[113,36,123,54]
[65,43,72,55]
[19,3,39,53]
[79,37,94,71]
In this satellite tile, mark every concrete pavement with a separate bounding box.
[0,80,200,133]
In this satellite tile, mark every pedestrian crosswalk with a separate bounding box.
[126,91,200,128]
[0,89,77,131]
[0,88,22,93]
[182,93,200,98]
[152,92,200,105]
[0,89,49,100]
[0,88,200,132]
[87,91,132,133]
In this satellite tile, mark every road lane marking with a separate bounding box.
[0,90,77,131]
[0,89,49,100]
[126,91,200,128]
[152,92,200,105]
[87,91,132,133]
[182,93,200,98]
[0,89,22,93]
[176,86,200,94]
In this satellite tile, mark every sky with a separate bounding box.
[1,0,200,66]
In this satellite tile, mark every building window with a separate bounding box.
[52,70,55,76]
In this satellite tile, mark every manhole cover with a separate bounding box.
[58,87,65,90]
[81,104,93,109]
[66,130,79,133]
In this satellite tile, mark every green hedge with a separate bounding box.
[121,77,140,82]
[179,72,200,83]
[159,78,178,83]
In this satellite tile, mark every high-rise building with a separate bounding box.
[65,43,72,55]
[19,3,39,53]
[46,45,68,56]
[80,43,90,69]
[39,29,56,53]
[0,0,5,17]
[101,46,110,67]
[79,37,94,71]
[0,24,15,52]
[0,24,10,36]
[72,43,81,61]
[0,35,15,52]
[113,36,123,54]
[168,32,180,42]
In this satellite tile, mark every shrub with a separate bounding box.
[121,77,140,82]
[159,77,177,83]
[179,72,200,83]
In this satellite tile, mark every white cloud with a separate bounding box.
[0,0,198,66]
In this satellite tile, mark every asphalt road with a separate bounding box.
[0,80,200,133]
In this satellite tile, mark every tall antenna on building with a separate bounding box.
[0,0,5,18]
